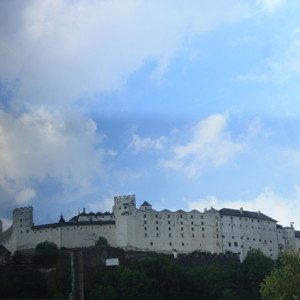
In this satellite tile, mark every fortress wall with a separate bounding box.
[221,214,279,260]
[134,208,222,254]
[61,223,116,248]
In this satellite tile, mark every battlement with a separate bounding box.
[13,206,33,214]
[114,195,136,200]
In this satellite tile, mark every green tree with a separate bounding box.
[12,250,23,264]
[33,241,59,266]
[95,236,108,246]
[260,252,300,300]
[240,249,274,299]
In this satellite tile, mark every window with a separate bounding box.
[156,221,158,224]
[202,228,204,231]
[144,220,147,224]
[168,215,170,218]
[169,242,172,246]
[181,233,184,238]
[145,233,147,237]
[234,242,238,247]
[202,234,205,238]
[181,227,184,231]
[182,242,185,246]
[156,233,159,237]
[156,227,159,230]
[216,234,219,238]
[169,233,172,237]
[228,242,231,246]
[201,216,203,219]
[181,221,183,225]
[191,227,194,231]
[155,214,158,218]
[144,214,146,218]
[201,221,204,225]
[168,227,171,231]
[180,214,183,219]
[191,221,194,225]
[192,234,195,238]
[168,221,171,225]
[144,227,147,230]
[232,236,234,239]
[191,215,194,219]
[150,242,153,246]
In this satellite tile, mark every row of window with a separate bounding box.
[144,226,204,232]
[143,214,203,219]
[144,233,206,238]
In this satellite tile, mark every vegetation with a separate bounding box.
[95,236,108,246]
[85,251,275,300]
[260,252,300,300]
[9,245,300,300]
[33,241,59,267]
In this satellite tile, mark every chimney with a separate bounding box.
[83,208,86,213]
[240,207,243,214]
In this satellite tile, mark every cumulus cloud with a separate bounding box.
[160,113,243,177]
[256,0,285,13]
[129,134,166,154]
[0,0,250,109]
[187,187,299,227]
[0,107,107,205]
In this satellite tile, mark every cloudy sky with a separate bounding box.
[1,0,300,230]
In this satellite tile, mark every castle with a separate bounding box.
[0,195,299,261]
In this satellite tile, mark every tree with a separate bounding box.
[260,252,300,300]
[12,250,23,264]
[95,236,108,246]
[33,241,59,266]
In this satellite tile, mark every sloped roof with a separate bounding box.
[219,208,277,222]
[141,201,152,207]
[295,230,300,238]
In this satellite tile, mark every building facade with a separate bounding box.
[1,195,299,261]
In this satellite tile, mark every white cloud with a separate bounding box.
[88,196,115,213]
[187,187,300,228]
[129,134,166,154]
[0,0,250,109]
[16,188,36,205]
[161,113,243,177]
[0,107,107,205]
[256,0,285,13]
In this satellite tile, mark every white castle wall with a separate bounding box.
[0,195,299,261]
[221,213,279,261]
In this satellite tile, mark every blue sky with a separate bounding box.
[1,0,300,230]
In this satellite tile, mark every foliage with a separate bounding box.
[260,252,300,300]
[240,249,274,299]
[95,236,108,246]
[33,241,59,266]
[12,250,23,264]
[0,265,47,298]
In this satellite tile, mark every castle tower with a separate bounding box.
[113,195,137,249]
[13,207,33,229]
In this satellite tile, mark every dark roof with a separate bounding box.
[33,220,115,230]
[219,208,277,222]
[141,201,152,207]
[295,230,300,238]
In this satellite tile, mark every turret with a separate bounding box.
[13,207,33,228]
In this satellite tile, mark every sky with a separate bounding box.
[2,0,300,230]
